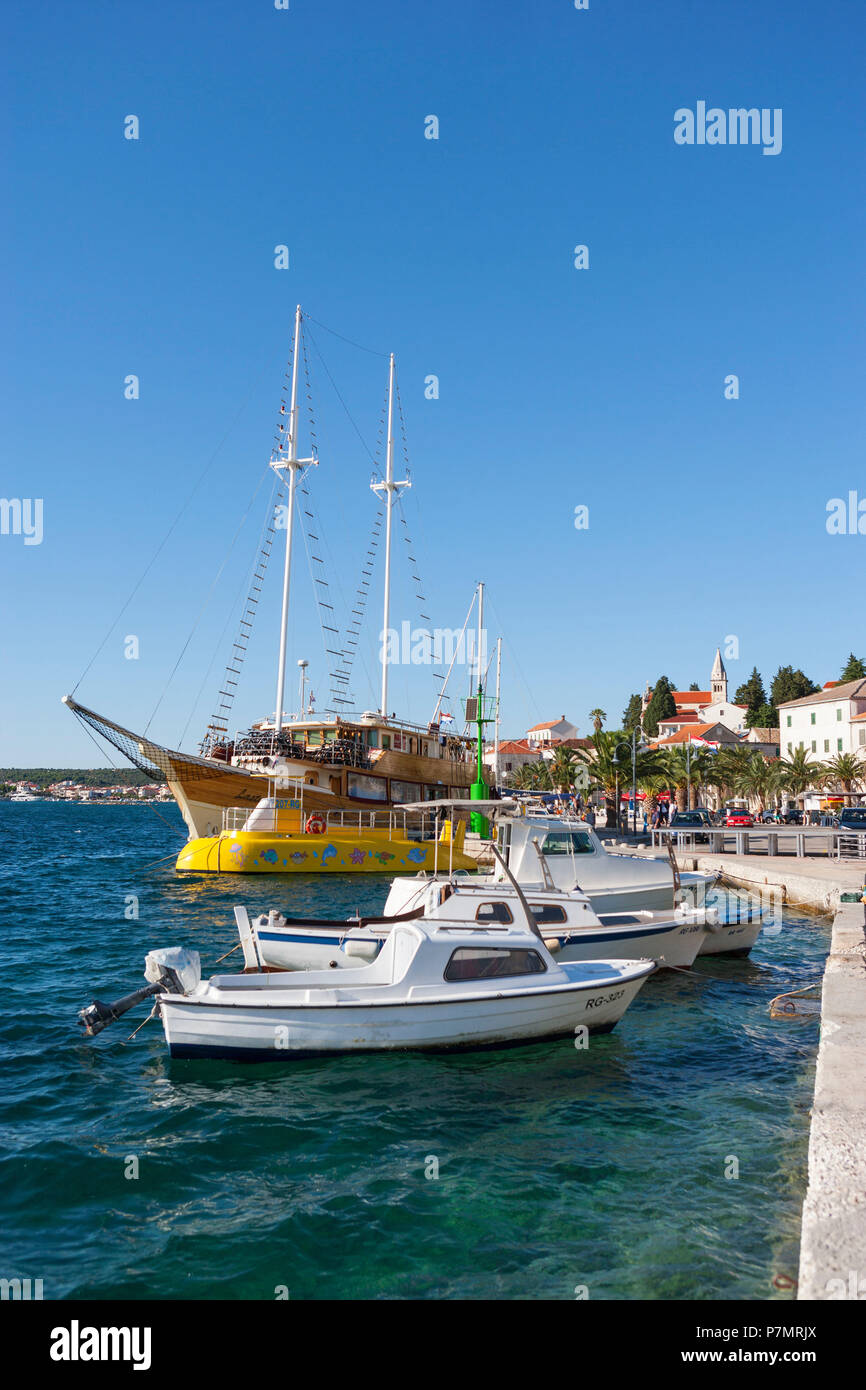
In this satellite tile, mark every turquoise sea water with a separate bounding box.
[0,803,830,1301]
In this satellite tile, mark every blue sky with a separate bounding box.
[2,0,863,766]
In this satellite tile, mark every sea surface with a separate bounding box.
[0,803,830,1301]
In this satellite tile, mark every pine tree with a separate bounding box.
[770,666,820,707]
[734,667,767,718]
[644,676,676,737]
[622,694,642,732]
[840,653,866,681]
[747,702,779,730]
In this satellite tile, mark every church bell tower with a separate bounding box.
[711,648,727,703]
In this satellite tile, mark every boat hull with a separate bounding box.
[254,915,707,971]
[698,917,763,956]
[159,963,652,1060]
[584,873,715,914]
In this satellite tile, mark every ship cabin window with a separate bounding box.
[528,903,568,925]
[542,832,594,855]
[391,780,421,803]
[306,730,322,746]
[323,729,337,742]
[444,948,546,982]
[382,735,391,750]
[347,772,389,801]
[475,901,513,924]
[367,730,379,748]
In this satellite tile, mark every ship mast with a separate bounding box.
[272,306,316,734]
[371,353,410,718]
[493,636,502,789]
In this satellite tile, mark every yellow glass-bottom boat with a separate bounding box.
[175,791,478,875]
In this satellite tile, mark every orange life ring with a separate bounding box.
[305,814,326,835]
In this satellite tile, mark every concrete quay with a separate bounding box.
[798,901,866,1300]
[609,840,866,913]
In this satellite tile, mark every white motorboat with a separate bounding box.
[490,812,719,913]
[80,924,655,1060]
[248,875,716,972]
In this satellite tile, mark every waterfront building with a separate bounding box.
[742,726,781,757]
[493,739,541,779]
[649,722,741,751]
[778,678,866,760]
[526,716,579,747]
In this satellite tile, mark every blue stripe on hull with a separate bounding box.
[258,923,678,948]
[257,931,385,947]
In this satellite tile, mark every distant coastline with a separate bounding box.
[1,768,170,804]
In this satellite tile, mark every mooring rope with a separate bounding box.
[768,981,823,1022]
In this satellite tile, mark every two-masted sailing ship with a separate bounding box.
[64,308,489,856]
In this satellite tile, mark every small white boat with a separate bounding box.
[490,812,719,913]
[249,876,716,973]
[84,919,655,1060]
[697,914,763,956]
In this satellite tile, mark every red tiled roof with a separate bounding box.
[526,718,569,732]
[660,711,703,725]
[651,723,719,746]
[497,739,535,753]
[672,691,711,705]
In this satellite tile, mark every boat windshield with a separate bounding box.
[541,832,593,855]
[444,948,547,982]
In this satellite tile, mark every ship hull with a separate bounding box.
[176,827,477,874]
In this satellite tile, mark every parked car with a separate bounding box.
[760,810,780,824]
[782,809,803,825]
[837,807,866,833]
[669,809,713,843]
[724,808,754,827]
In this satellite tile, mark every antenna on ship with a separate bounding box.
[371,352,410,718]
[272,306,317,735]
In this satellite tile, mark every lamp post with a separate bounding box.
[613,729,642,837]
[685,739,692,812]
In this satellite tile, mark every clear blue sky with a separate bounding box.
[2,1,863,767]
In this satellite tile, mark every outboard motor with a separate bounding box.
[79,948,201,1037]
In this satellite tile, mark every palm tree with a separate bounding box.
[515,762,537,791]
[548,745,578,792]
[531,759,553,790]
[512,763,544,791]
[706,744,754,811]
[780,745,825,814]
[732,751,785,816]
[659,746,713,812]
[821,751,865,807]
[573,730,660,828]
[639,772,669,826]
[588,708,606,733]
